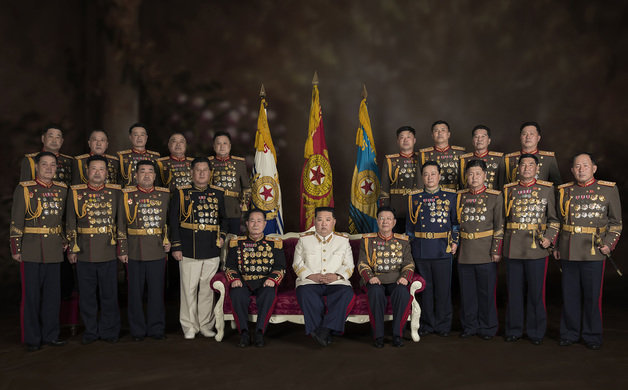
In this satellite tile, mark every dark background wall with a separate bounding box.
[2,0,627,308]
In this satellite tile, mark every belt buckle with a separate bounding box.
[574,226,582,233]
[468,232,475,239]
[520,224,527,230]
[199,224,206,230]
[426,232,434,239]
[98,226,107,233]
[147,228,154,235]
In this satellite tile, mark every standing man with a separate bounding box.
[505,121,561,186]
[209,131,251,235]
[459,125,505,190]
[226,209,286,348]
[406,161,459,337]
[379,126,421,233]
[73,129,120,185]
[169,157,227,340]
[66,155,126,344]
[118,123,161,187]
[293,207,355,347]
[555,153,622,350]
[456,160,504,340]
[157,133,194,192]
[420,120,466,191]
[21,125,73,187]
[358,206,414,348]
[502,154,560,345]
[10,152,68,351]
[119,160,171,341]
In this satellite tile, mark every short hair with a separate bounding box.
[128,123,147,134]
[571,152,596,166]
[314,206,335,219]
[466,159,487,172]
[34,151,57,164]
[136,160,156,172]
[43,124,63,136]
[472,125,491,138]
[376,206,396,218]
[421,160,441,173]
[86,155,108,168]
[246,209,266,221]
[518,153,539,165]
[519,121,541,135]
[431,120,450,132]
[89,129,108,139]
[396,126,415,137]
[191,156,210,170]
[169,132,187,142]
[213,131,231,143]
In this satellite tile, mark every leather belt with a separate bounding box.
[128,227,163,236]
[224,190,239,197]
[24,226,62,234]
[460,230,494,240]
[390,188,413,195]
[415,231,448,239]
[506,223,546,231]
[180,222,220,231]
[562,225,607,234]
[78,226,112,234]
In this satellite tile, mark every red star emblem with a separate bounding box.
[259,185,274,201]
[361,179,374,195]
[310,165,325,185]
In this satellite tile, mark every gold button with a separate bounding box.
[323,259,326,262]
[323,269,326,272]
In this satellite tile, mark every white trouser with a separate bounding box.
[179,256,220,334]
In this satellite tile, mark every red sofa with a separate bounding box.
[210,234,426,342]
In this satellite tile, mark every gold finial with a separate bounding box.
[260,83,266,98]
[312,71,319,85]
[361,84,368,99]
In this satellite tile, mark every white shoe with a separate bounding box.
[200,329,216,338]
[184,331,196,340]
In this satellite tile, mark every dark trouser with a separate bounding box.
[226,218,241,235]
[230,285,278,334]
[127,258,166,338]
[505,257,548,340]
[415,257,452,333]
[458,262,498,337]
[60,253,75,299]
[296,284,355,335]
[20,262,61,346]
[77,260,120,341]
[367,283,412,339]
[560,260,605,345]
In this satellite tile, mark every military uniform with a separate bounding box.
[504,150,561,186]
[73,153,120,185]
[556,179,622,346]
[293,231,355,336]
[226,236,286,335]
[406,187,459,335]
[169,184,227,337]
[503,179,560,341]
[379,152,421,233]
[157,155,193,192]
[459,151,505,190]
[66,183,126,342]
[357,233,414,339]
[10,179,67,347]
[117,148,161,187]
[456,186,504,338]
[20,152,73,187]
[420,145,466,190]
[208,155,251,234]
[121,185,170,339]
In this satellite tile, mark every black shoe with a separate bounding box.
[437,331,450,337]
[459,332,475,339]
[46,339,67,347]
[238,332,250,348]
[559,339,574,347]
[392,336,404,347]
[254,331,265,348]
[132,336,144,342]
[479,334,493,341]
[504,335,520,342]
[586,343,601,350]
[312,327,329,347]
[374,337,384,348]
[102,337,118,344]
[529,338,543,346]
[151,334,167,340]
[81,337,98,345]
[418,329,431,337]
[26,344,41,352]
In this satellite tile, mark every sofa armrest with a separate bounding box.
[410,273,425,294]
[211,272,228,341]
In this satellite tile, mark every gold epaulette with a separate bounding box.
[385,153,400,159]
[105,154,117,160]
[178,184,192,190]
[506,151,521,158]
[419,147,434,153]
[147,150,160,156]
[157,156,169,161]
[71,184,87,190]
[231,155,245,161]
[300,231,315,237]
[122,186,136,193]
[156,186,169,193]
[457,189,469,194]
[117,149,131,155]
[460,152,474,159]
[19,180,36,187]
[451,145,465,151]
[59,153,73,159]
[362,233,377,238]
[186,157,194,161]
[486,189,501,195]
[229,236,247,247]
[393,233,409,241]
[52,181,67,188]
[266,236,283,249]
[408,189,423,195]
[558,182,574,189]
[210,184,224,192]
[504,182,517,188]
[208,156,215,160]
[488,151,504,157]
[105,184,122,190]
[536,180,553,187]
[538,150,555,157]
[441,187,456,193]
[598,180,616,187]
[25,152,38,157]
[334,232,349,238]
[75,153,90,159]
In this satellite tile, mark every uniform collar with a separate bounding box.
[248,234,264,242]
[577,178,596,187]
[474,150,488,158]
[399,151,414,158]
[35,178,53,188]
[215,155,231,161]
[521,149,538,155]
[88,183,105,191]
[192,184,208,191]
[170,155,186,162]
[137,185,154,193]
[519,179,536,187]
[470,185,487,195]
[132,148,147,155]
[42,148,60,157]
[315,232,333,244]
[435,145,450,153]
[424,186,441,194]
[377,232,394,241]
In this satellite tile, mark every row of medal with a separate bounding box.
[570,202,607,220]
[461,197,487,223]
[424,199,450,224]
[86,201,113,225]
[196,201,219,225]
[214,171,237,188]
[241,265,271,273]
[42,196,63,216]
[139,203,163,228]
[396,161,416,180]
[172,169,191,188]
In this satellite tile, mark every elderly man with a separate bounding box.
[358,206,414,348]
[293,207,355,347]
[226,209,286,348]
[157,133,194,192]
[73,129,120,185]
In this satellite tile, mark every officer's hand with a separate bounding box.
[163,242,171,252]
[492,255,501,263]
[599,245,611,255]
[68,253,78,264]
[540,238,551,249]
[219,238,224,248]
[369,277,382,285]
[118,255,129,263]
[307,273,324,283]
[172,251,183,261]
[11,254,21,262]
[231,280,243,288]
[263,279,276,287]
[450,243,458,255]
[397,277,408,286]
[553,250,561,260]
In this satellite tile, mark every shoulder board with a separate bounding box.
[178,185,192,190]
[210,185,224,192]
[385,153,400,159]
[231,155,245,161]
[488,151,504,157]
[186,157,194,161]
[419,147,434,153]
[538,150,555,157]
[147,150,160,156]
[408,189,423,195]
[393,233,409,241]
[155,186,169,193]
[558,182,574,189]
[105,154,118,160]
[486,189,501,195]
[25,152,38,157]
[362,233,377,238]
[105,184,122,190]
[536,180,553,187]
[208,156,215,160]
[503,182,517,188]
[75,153,90,159]
[59,153,73,159]
[506,151,521,158]
[265,236,281,242]
[300,231,315,237]
[20,180,36,187]
[71,184,87,190]
[598,180,616,187]
[157,156,169,161]
[460,152,473,159]
[457,189,469,194]
[441,188,456,193]
[451,145,465,151]
[122,186,136,193]
[229,236,247,247]
[334,232,349,238]
[52,181,67,188]
[117,149,131,155]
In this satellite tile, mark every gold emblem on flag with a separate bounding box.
[251,175,279,211]
[303,154,332,197]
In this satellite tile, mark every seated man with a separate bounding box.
[225,209,286,348]
[293,207,355,347]
[358,206,414,348]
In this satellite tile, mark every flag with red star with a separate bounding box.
[349,88,381,233]
[300,73,334,230]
